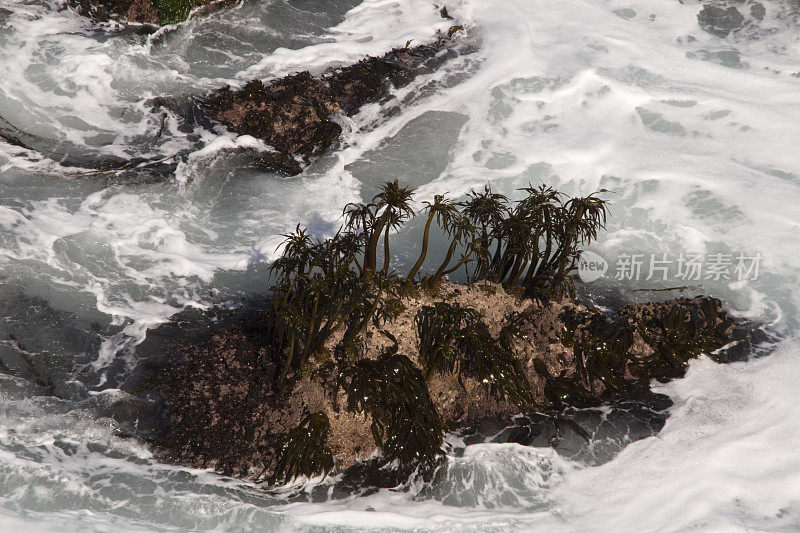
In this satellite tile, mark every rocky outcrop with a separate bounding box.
[197,32,462,174]
[128,181,757,490]
[148,281,747,486]
[692,1,800,39]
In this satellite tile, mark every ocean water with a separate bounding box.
[0,0,799,530]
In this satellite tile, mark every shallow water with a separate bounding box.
[0,0,799,530]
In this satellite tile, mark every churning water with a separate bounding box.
[0,0,799,530]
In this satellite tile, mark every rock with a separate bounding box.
[201,74,343,175]
[198,34,460,175]
[142,281,749,486]
[750,2,766,21]
[697,5,746,38]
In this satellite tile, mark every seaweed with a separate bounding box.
[532,358,601,409]
[267,228,399,387]
[339,344,444,465]
[415,302,535,408]
[266,180,607,389]
[626,297,738,381]
[152,0,195,24]
[560,308,634,392]
[457,184,608,298]
[268,412,334,484]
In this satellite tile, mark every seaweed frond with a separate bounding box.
[560,308,634,392]
[340,345,443,465]
[415,301,535,408]
[269,412,334,484]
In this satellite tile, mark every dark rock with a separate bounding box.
[202,74,343,175]
[750,2,766,21]
[697,5,746,37]
[199,34,460,175]
[74,0,159,25]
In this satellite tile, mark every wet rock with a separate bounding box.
[201,73,343,175]
[139,283,753,487]
[750,2,766,21]
[697,5,746,38]
[687,49,747,69]
[198,34,461,175]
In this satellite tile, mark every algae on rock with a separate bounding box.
[149,181,749,488]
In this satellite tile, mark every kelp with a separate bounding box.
[268,412,334,484]
[266,180,412,388]
[339,344,444,466]
[415,302,534,408]
[625,296,737,381]
[400,184,609,297]
[460,185,608,299]
[558,296,740,392]
[560,308,635,393]
[531,359,602,409]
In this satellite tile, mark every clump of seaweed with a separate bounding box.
[415,302,534,408]
[266,180,414,388]
[339,342,444,465]
[560,308,635,393]
[268,412,334,485]
[624,296,738,381]
[532,358,602,409]
[401,184,608,297]
[461,184,608,299]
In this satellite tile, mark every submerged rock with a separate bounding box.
[197,33,462,174]
[139,281,750,488]
[698,5,746,38]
